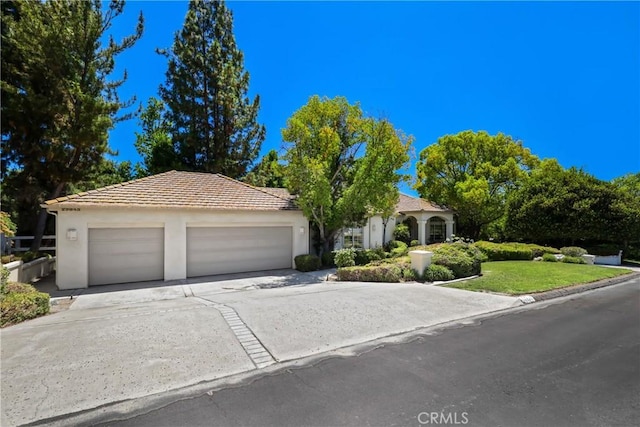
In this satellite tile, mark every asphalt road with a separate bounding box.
[100,280,640,427]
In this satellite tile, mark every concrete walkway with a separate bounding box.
[1,270,520,426]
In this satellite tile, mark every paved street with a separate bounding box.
[97,278,639,427]
[0,270,519,426]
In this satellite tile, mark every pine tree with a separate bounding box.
[159,0,265,178]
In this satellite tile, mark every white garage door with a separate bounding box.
[187,226,293,278]
[88,228,164,286]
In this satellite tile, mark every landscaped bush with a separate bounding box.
[432,243,481,279]
[1,270,50,328]
[336,265,402,282]
[525,244,560,258]
[387,240,408,258]
[393,223,411,244]
[560,246,587,257]
[422,264,455,282]
[294,254,321,272]
[542,253,558,262]
[402,267,417,281]
[561,256,586,264]
[410,240,420,247]
[474,241,533,261]
[321,251,335,267]
[334,248,356,268]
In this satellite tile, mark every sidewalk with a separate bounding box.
[2,270,521,426]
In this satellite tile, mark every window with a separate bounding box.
[429,218,445,242]
[343,227,363,249]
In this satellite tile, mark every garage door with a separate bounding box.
[88,228,164,286]
[187,226,292,278]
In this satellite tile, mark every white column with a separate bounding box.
[445,220,454,240]
[418,219,427,245]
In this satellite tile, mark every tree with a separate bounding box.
[134,97,177,177]
[414,130,539,239]
[1,0,143,250]
[158,0,265,178]
[282,95,412,253]
[504,159,636,245]
[243,149,287,188]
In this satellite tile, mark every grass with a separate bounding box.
[446,261,633,295]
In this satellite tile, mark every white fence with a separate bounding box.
[4,257,56,283]
[1,235,56,255]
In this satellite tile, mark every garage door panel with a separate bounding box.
[89,228,164,286]
[187,226,292,278]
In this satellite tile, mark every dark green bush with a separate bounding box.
[474,241,533,261]
[542,253,558,262]
[525,244,560,258]
[321,251,335,267]
[334,248,356,268]
[393,223,411,244]
[422,264,455,282]
[561,256,586,264]
[354,250,368,266]
[294,254,321,272]
[336,265,402,282]
[432,243,480,278]
[560,246,587,257]
[0,284,50,327]
[387,240,408,258]
[410,240,420,247]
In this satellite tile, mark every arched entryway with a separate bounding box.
[426,216,447,243]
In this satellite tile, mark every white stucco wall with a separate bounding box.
[52,207,308,289]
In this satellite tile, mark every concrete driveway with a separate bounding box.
[0,270,520,426]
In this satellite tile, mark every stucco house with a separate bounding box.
[43,171,309,289]
[333,194,455,250]
[44,171,454,289]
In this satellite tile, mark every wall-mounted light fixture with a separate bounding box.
[299,227,305,234]
[66,229,77,241]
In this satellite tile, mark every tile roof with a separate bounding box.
[396,194,451,213]
[43,171,298,211]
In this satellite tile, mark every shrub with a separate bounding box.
[1,289,50,327]
[474,241,532,261]
[432,243,480,279]
[387,240,408,258]
[525,244,560,258]
[561,256,586,264]
[393,223,411,244]
[294,254,321,272]
[321,251,335,267]
[542,253,558,262]
[336,265,402,282]
[560,246,587,257]
[422,264,455,282]
[334,248,356,268]
[410,240,420,247]
[1,267,9,297]
[402,268,417,281]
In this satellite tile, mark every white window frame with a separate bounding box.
[343,227,364,249]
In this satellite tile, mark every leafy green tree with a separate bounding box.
[243,149,287,188]
[134,97,177,177]
[505,159,635,245]
[1,0,143,250]
[70,159,134,193]
[415,130,539,239]
[282,95,412,253]
[159,0,265,178]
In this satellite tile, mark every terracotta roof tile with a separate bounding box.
[396,194,451,213]
[43,171,298,211]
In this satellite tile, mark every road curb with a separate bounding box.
[519,271,640,303]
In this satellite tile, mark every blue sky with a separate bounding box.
[107,0,639,191]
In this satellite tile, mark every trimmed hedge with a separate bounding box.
[387,240,408,257]
[474,241,533,261]
[1,279,50,327]
[432,242,482,279]
[560,246,587,257]
[542,253,558,262]
[525,244,560,258]
[422,264,455,282]
[410,240,421,247]
[561,256,586,264]
[294,254,321,272]
[337,265,402,282]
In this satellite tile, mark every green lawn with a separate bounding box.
[446,261,633,295]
